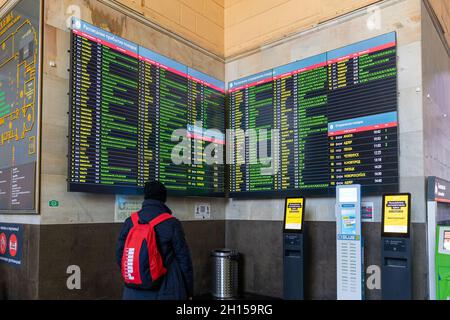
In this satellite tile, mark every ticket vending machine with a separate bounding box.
[436,224,450,300]
[427,177,450,300]
[283,197,306,300]
[381,193,412,300]
[336,185,364,300]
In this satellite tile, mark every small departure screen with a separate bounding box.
[338,187,358,203]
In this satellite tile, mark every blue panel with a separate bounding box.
[188,68,225,91]
[71,17,138,54]
[138,46,187,75]
[273,53,327,77]
[228,70,273,90]
[273,61,303,77]
[327,32,396,60]
[328,112,398,133]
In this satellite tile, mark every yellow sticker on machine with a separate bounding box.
[285,198,304,231]
[383,195,409,234]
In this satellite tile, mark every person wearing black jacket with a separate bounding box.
[116,181,194,300]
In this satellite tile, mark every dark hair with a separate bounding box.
[144,180,167,203]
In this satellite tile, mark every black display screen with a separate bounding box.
[68,19,225,196]
[69,21,398,199]
[228,32,399,198]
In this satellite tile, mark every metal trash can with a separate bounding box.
[211,249,239,299]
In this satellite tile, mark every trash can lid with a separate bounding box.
[211,248,238,257]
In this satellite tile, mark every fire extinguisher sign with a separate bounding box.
[0,223,23,266]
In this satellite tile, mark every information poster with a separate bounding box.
[284,198,304,231]
[114,195,142,222]
[0,223,23,266]
[361,202,374,222]
[0,0,41,212]
[383,194,410,235]
[340,205,357,235]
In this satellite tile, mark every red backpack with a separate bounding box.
[121,212,174,289]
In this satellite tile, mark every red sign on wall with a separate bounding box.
[0,233,6,255]
[9,233,18,257]
[0,224,23,266]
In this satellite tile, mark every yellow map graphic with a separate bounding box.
[0,11,38,165]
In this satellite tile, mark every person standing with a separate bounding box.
[116,181,194,300]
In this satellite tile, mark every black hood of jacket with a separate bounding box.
[137,199,172,223]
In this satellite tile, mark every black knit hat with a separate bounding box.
[144,180,167,203]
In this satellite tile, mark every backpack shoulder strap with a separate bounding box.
[130,212,140,226]
[149,213,174,228]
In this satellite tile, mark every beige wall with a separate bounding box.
[428,0,450,49]
[95,0,383,58]
[39,0,226,224]
[0,0,225,58]
[225,0,426,223]
[115,0,224,57]
[0,0,434,226]
[224,0,381,57]
[3,0,446,59]
[422,2,450,181]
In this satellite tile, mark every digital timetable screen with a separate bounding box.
[68,19,225,196]
[228,32,399,198]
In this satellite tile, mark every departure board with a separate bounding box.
[69,19,225,196]
[228,32,399,197]
[187,68,225,194]
[0,0,41,212]
[228,71,274,193]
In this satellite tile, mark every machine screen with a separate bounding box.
[444,231,450,251]
[284,198,305,232]
[339,188,358,203]
[341,208,357,235]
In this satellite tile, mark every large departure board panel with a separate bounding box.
[228,32,399,197]
[69,19,225,196]
[0,0,41,212]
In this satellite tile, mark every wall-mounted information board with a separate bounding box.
[69,18,225,196]
[69,22,398,198]
[228,32,399,197]
[0,0,41,212]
